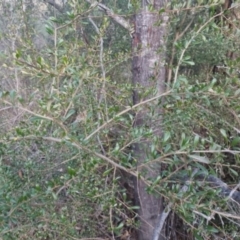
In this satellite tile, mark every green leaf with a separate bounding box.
[66,11,75,19]
[220,129,227,139]
[103,168,113,176]
[114,143,120,152]
[129,205,140,210]
[234,88,240,96]
[49,16,58,23]
[27,55,33,64]
[57,38,64,46]
[114,222,124,230]
[207,226,219,233]
[230,168,238,177]
[64,109,75,121]
[15,49,22,59]
[45,24,54,35]
[184,61,195,66]
[159,8,165,14]
[189,155,210,164]
[10,90,16,100]
[37,56,44,66]
[52,192,58,200]
[230,137,240,147]
[152,176,161,185]
[15,128,25,136]
[164,144,171,153]
[193,135,200,147]
[67,167,77,176]
[210,78,217,87]
[163,131,171,142]
[30,116,46,122]
[202,35,207,42]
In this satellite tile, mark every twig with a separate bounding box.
[88,17,107,107]
[109,167,117,240]
[167,18,194,90]
[0,99,68,134]
[88,16,108,154]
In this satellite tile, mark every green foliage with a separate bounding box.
[0,0,135,239]
[1,0,240,239]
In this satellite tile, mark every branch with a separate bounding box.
[86,0,134,35]
[84,90,172,141]
[45,0,133,34]
[88,16,106,106]
[197,174,240,203]
[43,0,64,13]
[173,9,228,87]
[174,171,240,204]
[152,169,199,240]
[152,204,171,240]
[152,169,240,240]
[88,16,108,154]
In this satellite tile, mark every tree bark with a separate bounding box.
[132,1,168,239]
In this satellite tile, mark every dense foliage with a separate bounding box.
[1,0,240,239]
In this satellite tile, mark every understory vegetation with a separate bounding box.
[1,0,240,239]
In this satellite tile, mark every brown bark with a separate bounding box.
[132,1,168,239]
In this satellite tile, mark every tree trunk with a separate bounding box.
[50,0,169,237]
[132,1,168,239]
